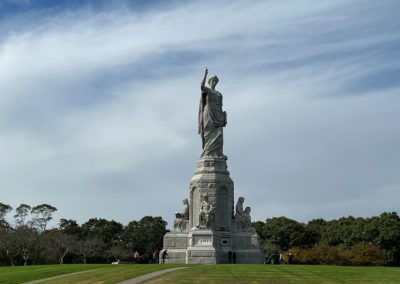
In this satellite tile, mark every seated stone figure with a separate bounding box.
[197,194,214,229]
[173,199,189,231]
[234,197,245,220]
[234,197,255,232]
[242,206,254,231]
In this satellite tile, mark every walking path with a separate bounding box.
[23,269,102,284]
[117,267,188,284]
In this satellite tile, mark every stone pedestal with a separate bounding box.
[163,157,262,264]
[186,230,216,264]
[189,157,234,232]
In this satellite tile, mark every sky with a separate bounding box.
[1,0,399,229]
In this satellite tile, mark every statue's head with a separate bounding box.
[245,207,251,214]
[238,197,245,203]
[183,198,189,205]
[208,75,219,89]
[201,193,209,201]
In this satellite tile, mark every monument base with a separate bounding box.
[163,227,262,264]
[163,223,189,264]
[231,232,262,264]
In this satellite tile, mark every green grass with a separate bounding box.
[1,264,400,284]
[0,264,104,284]
[143,264,400,284]
[0,264,182,284]
[38,264,184,284]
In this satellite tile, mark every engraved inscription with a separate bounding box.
[193,235,212,246]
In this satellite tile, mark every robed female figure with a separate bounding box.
[198,68,227,158]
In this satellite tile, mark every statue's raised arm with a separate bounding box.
[197,69,227,159]
[201,68,208,90]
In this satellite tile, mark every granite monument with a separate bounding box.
[162,69,262,264]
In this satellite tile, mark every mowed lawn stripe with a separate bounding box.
[0,264,184,284]
[24,269,103,283]
[2,265,400,284]
[0,264,106,284]
[38,264,186,284]
[142,264,400,284]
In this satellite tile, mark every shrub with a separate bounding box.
[290,243,385,266]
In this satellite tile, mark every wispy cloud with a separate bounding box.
[0,0,399,226]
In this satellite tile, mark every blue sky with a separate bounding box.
[1,0,399,228]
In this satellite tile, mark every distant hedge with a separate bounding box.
[289,243,385,266]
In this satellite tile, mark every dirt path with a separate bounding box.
[117,267,188,284]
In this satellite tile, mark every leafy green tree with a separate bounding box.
[374,212,400,265]
[74,238,103,264]
[107,241,131,262]
[263,217,305,250]
[14,204,31,228]
[362,216,380,244]
[306,218,327,246]
[0,230,20,266]
[322,216,357,247]
[81,218,123,244]
[30,204,57,232]
[122,216,167,261]
[0,219,12,232]
[16,227,37,266]
[80,218,123,263]
[261,240,280,259]
[46,230,76,264]
[59,219,81,236]
[0,203,12,222]
[253,221,264,239]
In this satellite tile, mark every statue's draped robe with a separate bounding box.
[198,86,226,157]
[234,199,245,220]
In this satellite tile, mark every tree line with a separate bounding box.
[1,202,399,266]
[0,203,166,266]
[255,212,400,266]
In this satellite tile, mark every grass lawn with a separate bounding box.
[1,264,400,284]
[143,264,400,284]
[0,264,181,284]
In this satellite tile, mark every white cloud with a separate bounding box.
[1,0,399,227]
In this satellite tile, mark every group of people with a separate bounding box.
[130,249,169,264]
[265,251,293,264]
[227,251,237,264]
[151,249,169,264]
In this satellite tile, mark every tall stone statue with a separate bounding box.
[198,68,227,158]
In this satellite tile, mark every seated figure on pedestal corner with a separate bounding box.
[242,206,254,231]
[234,197,255,232]
[197,193,214,229]
[173,198,189,231]
[234,197,245,220]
